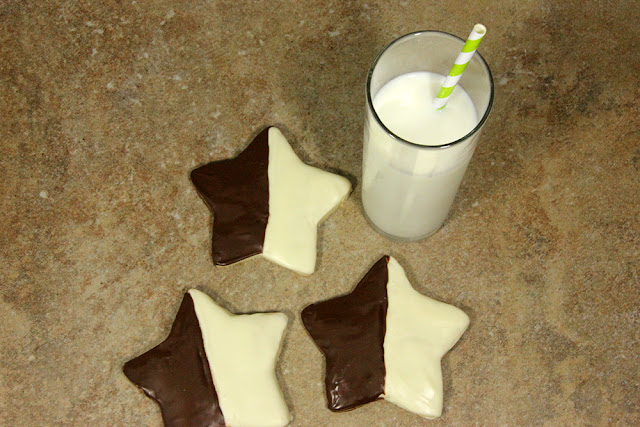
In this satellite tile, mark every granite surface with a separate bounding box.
[1,0,639,425]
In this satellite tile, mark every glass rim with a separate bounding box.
[366,30,495,150]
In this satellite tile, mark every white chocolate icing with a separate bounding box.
[262,127,352,275]
[188,289,291,427]
[382,257,469,418]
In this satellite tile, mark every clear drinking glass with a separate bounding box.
[362,31,494,241]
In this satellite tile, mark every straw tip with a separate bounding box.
[474,23,487,35]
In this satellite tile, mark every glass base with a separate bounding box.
[362,208,442,242]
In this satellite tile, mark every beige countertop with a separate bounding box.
[1,0,639,425]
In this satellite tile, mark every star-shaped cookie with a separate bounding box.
[301,256,469,419]
[123,289,291,427]
[191,127,351,275]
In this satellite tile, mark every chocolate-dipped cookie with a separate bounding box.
[301,256,469,419]
[124,290,291,427]
[191,127,351,275]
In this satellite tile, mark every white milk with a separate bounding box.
[362,71,479,240]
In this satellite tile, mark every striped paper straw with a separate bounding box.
[433,24,487,110]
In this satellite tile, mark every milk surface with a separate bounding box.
[373,71,477,147]
[362,71,479,240]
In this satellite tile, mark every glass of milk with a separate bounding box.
[362,31,494,241]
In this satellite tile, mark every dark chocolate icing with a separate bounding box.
[190,128,270,266]
[301,256,390,411]
[123,293,225,427]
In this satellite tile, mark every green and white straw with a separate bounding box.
[433,24,487,110]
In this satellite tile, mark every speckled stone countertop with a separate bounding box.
[2,1,639,425]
